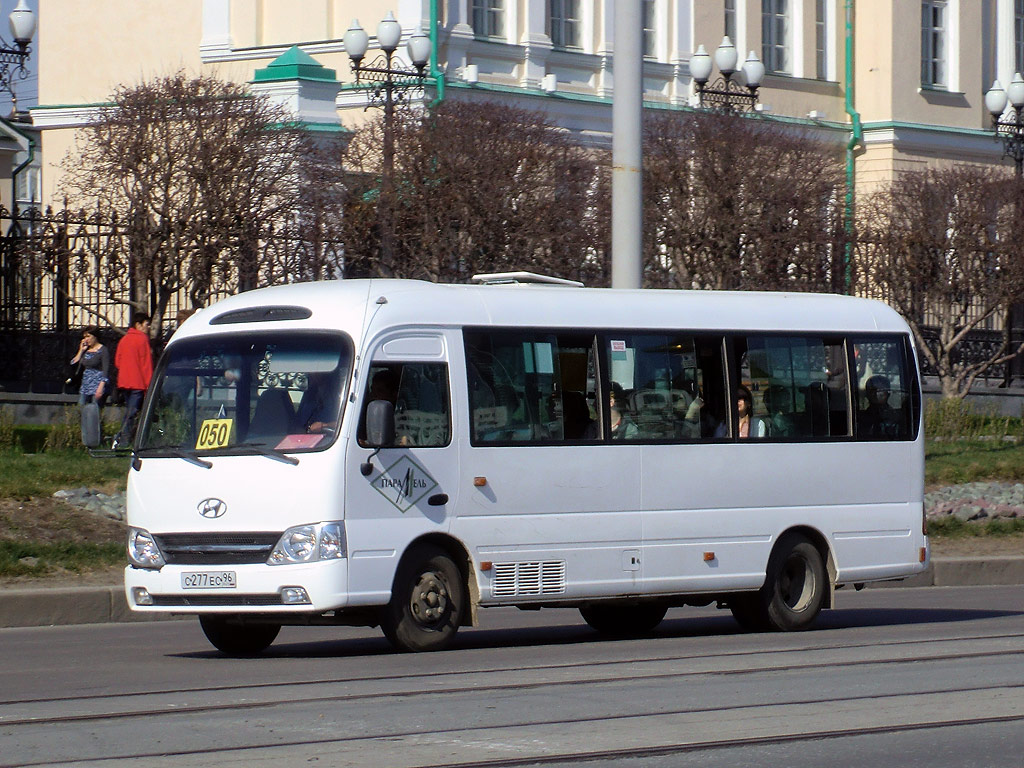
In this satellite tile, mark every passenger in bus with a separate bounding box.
[295,372,339,434]
[736,385,767,438]
[561,391,597,440]
[762,385,796,437]
[361,367,416,446]
[609,404,639,439]
[858,375,903,438]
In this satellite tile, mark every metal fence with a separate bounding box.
[0,205,345,393]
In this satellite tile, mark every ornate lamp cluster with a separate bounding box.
[985,74,1024,177]
[0,0,36,100]
[690,37,764,113]
[343,12,433,273]
[343,12,432,112]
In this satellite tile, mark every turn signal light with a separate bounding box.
[474,477,487,487]
[703,552,715,562]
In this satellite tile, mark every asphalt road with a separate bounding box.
[1,585,1022,768]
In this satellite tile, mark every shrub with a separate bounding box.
[43,407,81,452]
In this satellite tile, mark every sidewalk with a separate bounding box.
[2,556,1022,629]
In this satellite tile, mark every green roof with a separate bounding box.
[252,46,338,84]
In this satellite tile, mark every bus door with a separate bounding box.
[345,332,460,604]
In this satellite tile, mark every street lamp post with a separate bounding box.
[0,0,36,103]
[345,13,431,276]
[690,37,764,113]
[985,74,1024,177]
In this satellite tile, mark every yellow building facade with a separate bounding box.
[27,1,1022,204]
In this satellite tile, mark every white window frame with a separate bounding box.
[472,0,506,40]
[921,0,958,90]
[643,0,658,60]
[1017,0,1024,73]
[549,0,581,49]
[762,0,791,75]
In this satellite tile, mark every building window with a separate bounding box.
[725,0,737,43]
[472,0,505,40]
[762,0,790,74]
[921,0,947,87]
[643,0,656,58]
[815,0,827,79]
[1016,0,1024,74]
[549,0,581,49]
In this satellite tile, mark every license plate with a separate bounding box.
[181,571,236,589]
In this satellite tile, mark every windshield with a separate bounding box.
[138,332,353,455]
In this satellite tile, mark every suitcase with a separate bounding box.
[81,401,101,448]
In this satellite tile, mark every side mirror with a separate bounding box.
[365,399,396,448]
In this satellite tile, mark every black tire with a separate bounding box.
[730,533,827,632]
[579,604,668,637]
[381,545,465,652]
[728,592,771,632]
[199,615,280,655]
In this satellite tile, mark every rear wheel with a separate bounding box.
[381,545,465,652]
[730,533,827,632]
[199,616,280,655]
[579,604,668,637]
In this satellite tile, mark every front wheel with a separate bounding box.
[199,615,280,655]
[381,545,465,652]
[579,604,668,637]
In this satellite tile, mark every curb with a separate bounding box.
[1,557,1022,629]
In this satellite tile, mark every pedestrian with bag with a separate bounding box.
[112,312,154,450]
[70,326,109,448]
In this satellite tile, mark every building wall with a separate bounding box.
[27,1,1020,207]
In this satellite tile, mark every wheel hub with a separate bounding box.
[410,571,449,627]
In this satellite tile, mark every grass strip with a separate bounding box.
[0,540,124,578]
[0,450,131,499]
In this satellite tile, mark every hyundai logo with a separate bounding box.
[197,498,227,519]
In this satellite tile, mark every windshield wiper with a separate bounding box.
[225,442,300,466]
[136,447,213,469]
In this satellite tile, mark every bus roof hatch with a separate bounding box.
[470,271,584,287]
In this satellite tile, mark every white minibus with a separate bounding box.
[125,275,927,654]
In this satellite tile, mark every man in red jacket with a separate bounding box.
[112,312,153,449]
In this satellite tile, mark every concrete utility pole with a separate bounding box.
[610,0,643,289]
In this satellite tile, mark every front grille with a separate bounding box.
[151,594,283,607]
[154,533,281,565]
[492,560,566,598]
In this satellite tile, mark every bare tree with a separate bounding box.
[57,72,345,336]
[339,100,609,284]
[643,111,847,292]
[858,165,1024,398]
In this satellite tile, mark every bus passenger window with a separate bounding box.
[739,336,850,439]
[852,338,914,440]
[606,334,726,441]
[358,363,451,447]
[464,331,599,444]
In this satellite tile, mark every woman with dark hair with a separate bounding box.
[70,326,109,446]
[736,385,766,438]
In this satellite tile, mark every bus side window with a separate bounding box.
[606,334,726,441]
[358,363,451,447]
[852,338,913,440]
[740,336,851,439]
[464,330,599,444]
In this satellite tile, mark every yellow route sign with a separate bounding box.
[196,418,233,450]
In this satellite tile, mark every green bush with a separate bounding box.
[43,407,81,452]
[924,397,1023,442]
[0,406,15,452]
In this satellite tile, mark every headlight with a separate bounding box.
[268,523,346,565]
[127,527,165,569]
